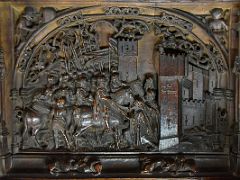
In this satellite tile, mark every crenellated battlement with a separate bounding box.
[182,98,205,107]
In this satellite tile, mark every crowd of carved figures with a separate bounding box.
[19,68,159,151]
[14,8,160,151]
[11,6,233,152]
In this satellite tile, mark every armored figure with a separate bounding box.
[21,74,60,149]
[51,97,74,149]
[144,89,159,143]
[96,75,110,99]
[17,16,164,151]
[53,73,76,106]
[127,75,159,150]
[129,97,145,148]
[72,75,94,148]
[75,74,93,106]
[129,97,155,149]
[32,74,58,108]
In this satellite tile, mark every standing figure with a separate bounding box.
[129,93,159,149]
[130,97,152,148]
[56,73,76,106]
[144,89,160,144]
[24,74,58,149]
[51,97,75,150]
[76,74,93,107]
[96,75,110,98]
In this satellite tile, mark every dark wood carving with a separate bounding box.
[140,156,197,175]
[0,1,240,178]
[49,156,102,176]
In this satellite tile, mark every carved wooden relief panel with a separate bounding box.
[0,0,240,178]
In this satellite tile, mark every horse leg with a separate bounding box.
[22,118,29,141]
[53,129,59,149]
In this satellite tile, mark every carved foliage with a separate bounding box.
[155,25,215,71]
[16,7,227,74]
[113,19,149,39]
[24,19,150,84]
[105,7,140,15]
[57,10,83,26]
[207,43,226,72]
[25,23,98,84]
[157,12,193,31]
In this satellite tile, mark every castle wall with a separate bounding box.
[182,99,206,131]
[159,77,179,150]
[159,53,185,150]
[118,39,138,82]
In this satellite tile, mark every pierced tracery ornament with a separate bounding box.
[2,2,239,178]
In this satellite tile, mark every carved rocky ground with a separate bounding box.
[0,1,240,178]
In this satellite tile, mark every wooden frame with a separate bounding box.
[0,0,240,178]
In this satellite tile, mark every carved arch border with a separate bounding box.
[14,6,228,89]
[4,4,238,178]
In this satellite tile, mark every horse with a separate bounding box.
[21,102,52,148]
[73,101,129,137]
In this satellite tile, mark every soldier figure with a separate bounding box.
[51,97,75,150]
[76,74,93,107]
